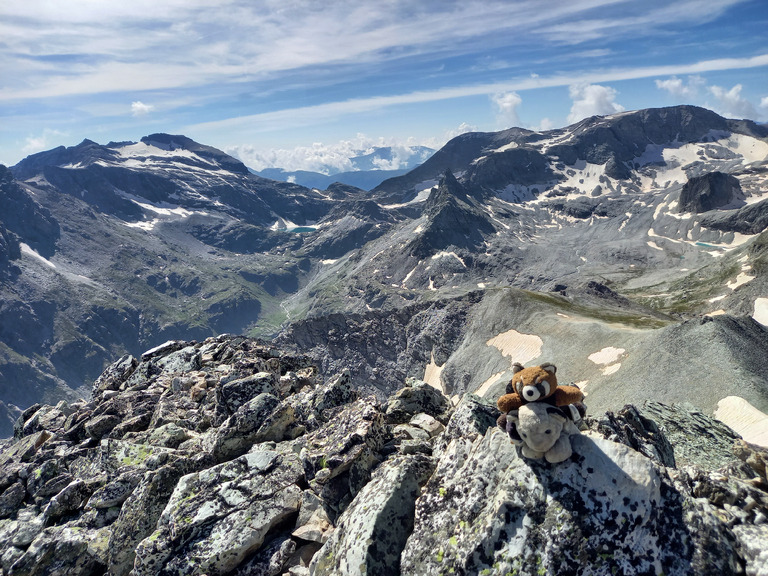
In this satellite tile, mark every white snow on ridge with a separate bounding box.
[431,251,467,267]
[130,200,196,218]
[588,347,625,365]
[20,243,56,268]
[715,396,768,448]
[550,160,605,198]
[486,329,542,364]
[723,133,768,164]
[753,298,768,326]
[124,219,159,231]
[381,185,434,209]
[727,271,755,290]
[117,142,205,162]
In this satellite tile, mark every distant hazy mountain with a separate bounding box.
[1,106,767,438]
[252,145,435,190]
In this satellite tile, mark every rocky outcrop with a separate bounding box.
[0,165,59,258]
[1,337,768,576]
[679,171,743,213]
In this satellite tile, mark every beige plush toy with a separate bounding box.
[506,403,580,463]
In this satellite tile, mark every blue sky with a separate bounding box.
[1,0,767,172]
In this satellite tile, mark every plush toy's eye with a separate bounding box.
[545,429,552,434]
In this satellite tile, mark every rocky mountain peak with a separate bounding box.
[138,134,250,175]
[1,337,766,575]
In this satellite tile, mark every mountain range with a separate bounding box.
[1,105,767,438]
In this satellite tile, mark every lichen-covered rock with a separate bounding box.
[310,453,434,576]
[292,490,332,544]
[133,448,304,576]
[8,524,109,576]
[298,396,386,511]
[0,482,26,518]
[211,393,295,462]
[641,401,742,470]
[401,428,741,576]
[432,392,497,458]
[1,337,767,576]
[587,403,676,467]
[85,413,122,440]
[385,378,452,424]
[108,457,205,576]
[218,372,279,415]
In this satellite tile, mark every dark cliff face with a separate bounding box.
[0,166,60,258]
[679,171,743,213]
[0,337,766,576]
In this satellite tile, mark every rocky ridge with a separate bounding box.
[1,338,767,575]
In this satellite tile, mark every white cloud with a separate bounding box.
[445,122,477,140]
[187,53,768,140]
[537,117,555,131]
[131,101,155,116]
[708,84,757,118]
[492,91,522,128]
[567,83,624,123]
[22,129,67,155]
[759,96,768,110]
[655,75,705,98]
[227,133,428,173]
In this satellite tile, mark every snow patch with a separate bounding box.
[20,243,56,268]
[486,329,542,364]
[431,251,467,267]
[475,372,506,398]
[753,298,768,326]
[588,347,625,365]
[727,272,755,290]
[600,364,622,376]
[647,241,663,251]
[423,352,445,394]
[714,396,768,448]
[724,133,768,164]
[124,219,159,231]
[381,185,434,209]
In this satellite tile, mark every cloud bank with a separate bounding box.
[567,84,624,123]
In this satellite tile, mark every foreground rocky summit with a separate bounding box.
[0,337,767,575]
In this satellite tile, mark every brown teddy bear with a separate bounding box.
[496,363,585,432]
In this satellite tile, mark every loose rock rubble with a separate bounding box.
[0,336,767,575]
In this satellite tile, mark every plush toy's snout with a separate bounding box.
[522,381,549,401]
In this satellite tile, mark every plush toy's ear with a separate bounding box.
[511,363,524,374]
[546,406,567,423]
[540,363,557,374]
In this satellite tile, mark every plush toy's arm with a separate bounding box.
[552,386,584,406]
[497,393,523,413]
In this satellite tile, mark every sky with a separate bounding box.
[1,0,767,173]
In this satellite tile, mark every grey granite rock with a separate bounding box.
[402,427,741,575]
[385,378,452,425]
[0,337,766,576]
